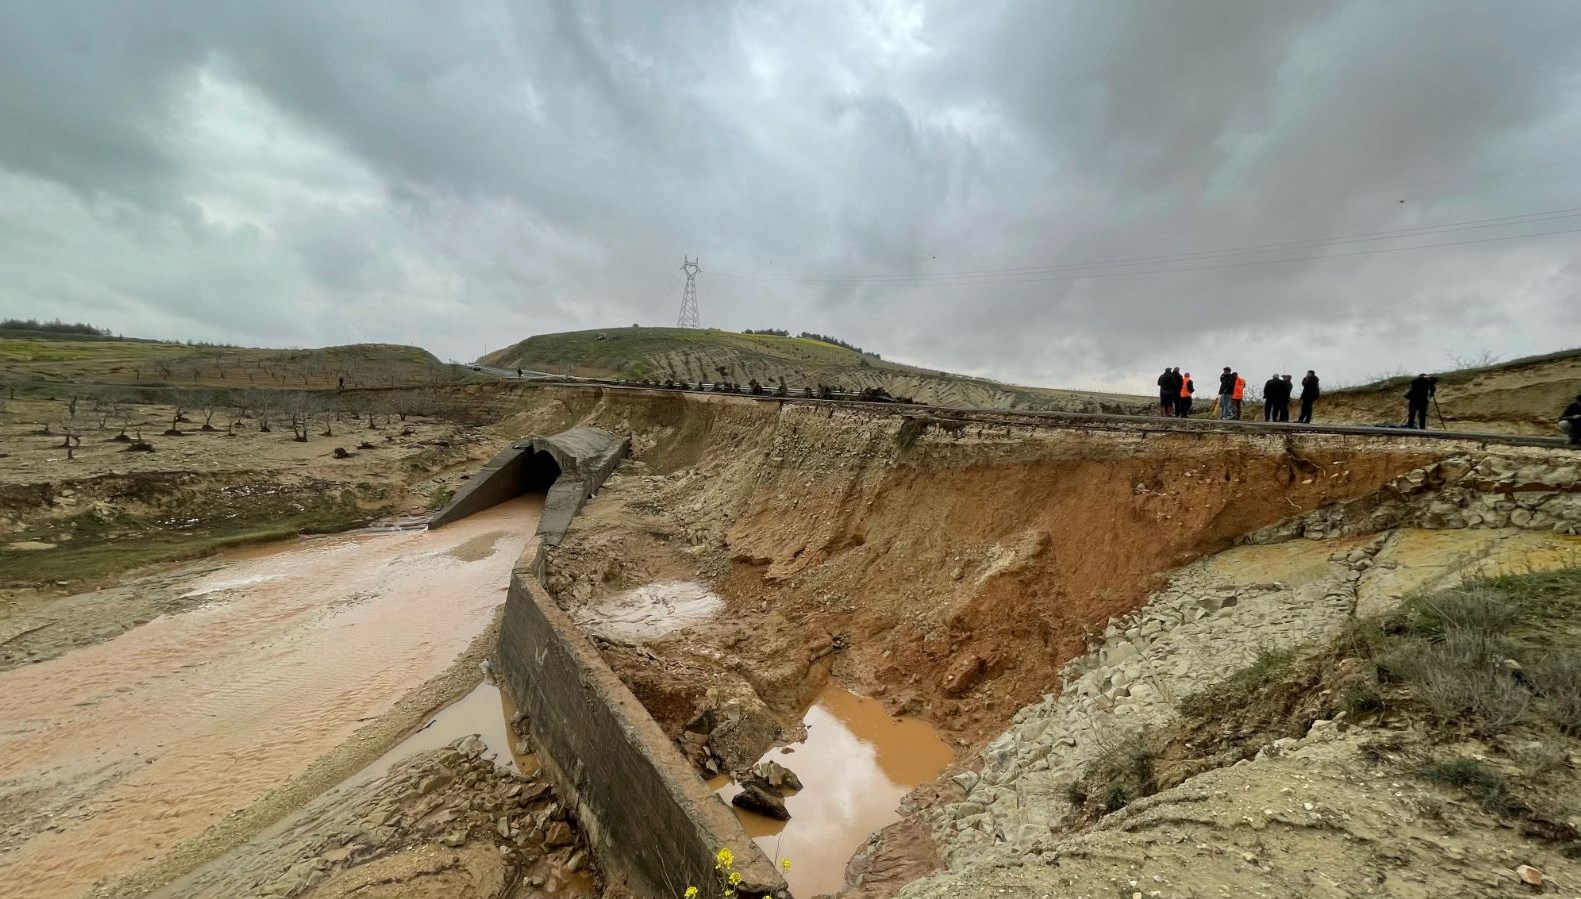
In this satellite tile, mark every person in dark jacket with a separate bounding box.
[1217,367,1235,419]
[1157,368,1176,416]
[1561,393,1581,445]
[1263,375,1282,421]
[1276,374,1294,421]
[1405,374,1437,429]
[1298,370,1320,423]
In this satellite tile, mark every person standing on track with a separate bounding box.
[1298,370,1320,424]
[1232,372,1246,420]
[1263,374,1281,421]
[1277,374,1294,422]
[1406,373,1437,429]
[1560,393,1581,445]
[1218,367,1235,420]
[1177,371,1195,418]
[1157,368,1177,417]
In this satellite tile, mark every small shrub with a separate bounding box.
[1526,650,1581,736]
[1418,757,1524,816]
[1102,783,1131,811]
[1069,731,1158,817]
[1377,632,1527,733]
[1401,587,1519,640]
[1341,681,1385,716]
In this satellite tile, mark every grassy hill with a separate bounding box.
[1320,347,1581,434]
[0,332,460,393]
[481,327,1149,413]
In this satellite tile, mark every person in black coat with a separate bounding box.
[1157,368,1176,416]
[1263,375,1282,421]
[1264,377,1290,423]
[1217,367,1235,419]
[1405,374,1437,429]
[1298,370,1320,423]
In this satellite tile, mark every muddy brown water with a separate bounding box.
[714,686,953,897]
[0,496,541,899]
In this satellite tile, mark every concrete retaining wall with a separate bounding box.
[499,568,785,898]
[450,427,784,897]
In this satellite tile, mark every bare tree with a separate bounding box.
[1445,349,1505,371]
[198,390,223,431]
[288,393,313,442]
[56,404,83,461]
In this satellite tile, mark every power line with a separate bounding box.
[710,220,1581,289]
[709,206,1581,287]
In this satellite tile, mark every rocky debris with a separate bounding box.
[332,447,352,459]
[1516,864,1544,889]
[930,538,1385,861]
[731,783,792,820]
[1244,456,1581,543]
[902,731,1581,899]
[167,736,597,898]
[743,759,803,795]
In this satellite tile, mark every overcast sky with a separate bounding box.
[3,1,1580,392]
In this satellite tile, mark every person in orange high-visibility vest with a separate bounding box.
[1177,372,1195,418]
[1231,372,1246,420]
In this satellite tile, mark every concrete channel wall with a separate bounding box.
[433,428,787,898]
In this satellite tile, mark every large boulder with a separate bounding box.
[731,784,791,821]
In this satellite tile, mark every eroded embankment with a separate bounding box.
[503,388,1450,739]
[483,387,1532,892]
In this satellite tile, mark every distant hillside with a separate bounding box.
[481,327,1150,413]
[1320,347,1581,434]
[0,333,459,392]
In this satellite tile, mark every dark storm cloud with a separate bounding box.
[2,0,1580,390]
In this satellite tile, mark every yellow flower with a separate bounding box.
[715,848,734,871]
[684,888,698,899]
[728,872,743,886]
[780,858,792,870]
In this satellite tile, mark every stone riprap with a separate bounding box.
[1245,455,1581,542]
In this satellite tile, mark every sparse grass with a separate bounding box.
[1178,647,1297,719]
[1418,757,1524,815]
[1347,574,1581,737]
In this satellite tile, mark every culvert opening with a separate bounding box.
[522,448,561,494]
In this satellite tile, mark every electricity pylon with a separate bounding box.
[676,256,701,328]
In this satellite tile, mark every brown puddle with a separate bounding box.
[0,496,542,899]
[345,680,539,786]
[714,686,953,897]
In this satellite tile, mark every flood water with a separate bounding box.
[0,496,541,899]
[714,686,953,897]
